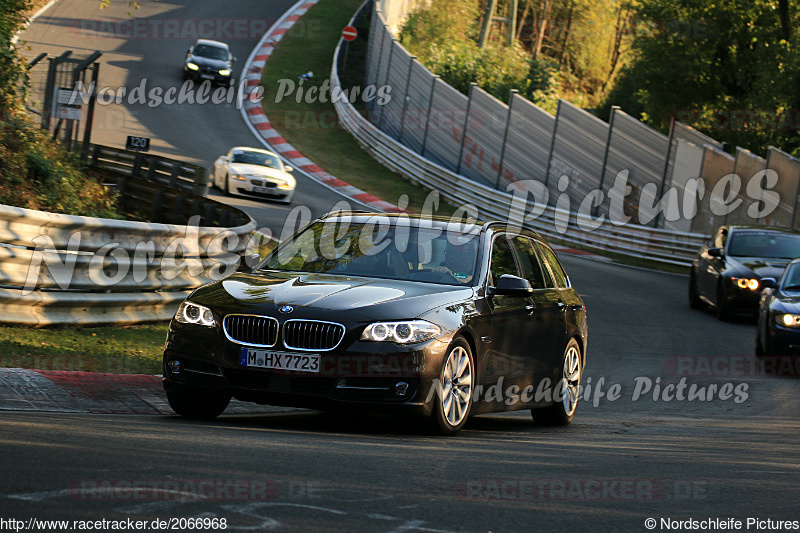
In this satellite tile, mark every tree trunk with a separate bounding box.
[779,0,791,41]
[533,0,552,59]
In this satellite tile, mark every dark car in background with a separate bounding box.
[183,39,235,86]
[689,225,800,320]
[756,258,800,356]
[162,212,588,435]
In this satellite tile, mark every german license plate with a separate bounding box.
[200,74,214,79]
[240,348,320,373]
[253,185,275,193]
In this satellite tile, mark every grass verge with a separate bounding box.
[259,0,458,215]
[0,324,168,374]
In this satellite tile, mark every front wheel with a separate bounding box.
[166,388,230,420]
[715,282,731,321]
[532,338,582,426]
[429,337,474,436]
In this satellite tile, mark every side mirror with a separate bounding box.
[232,56,237,62]
[488,274,533,297]
[708,247,723,258]
[236,254,261,272]
[760,277,777,289]
[284,166,293,172]
[186,48,191,54]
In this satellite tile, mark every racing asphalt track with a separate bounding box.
[3,0,800,531]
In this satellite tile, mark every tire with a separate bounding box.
[688,269,703,310]
[223,174,231,195]
[532,338,582,426]
[429,337,474,436]
[166,388,230,420]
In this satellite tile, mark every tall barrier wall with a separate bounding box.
[363,1,800,236]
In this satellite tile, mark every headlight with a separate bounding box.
[361,320,441,344]
[777,313,800,328]
[219,69,231,76]
[731,277,759,290]
[278,182,294,190]
[230,173,247,181]
[176,301,216,327]
[186,62,199,71]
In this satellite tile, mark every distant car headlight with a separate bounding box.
[218,69,231,76]
[230,173,247,181]
[176,301,216,327]
[777,313,800,328]
[361,320,441,344]
[186,62,199,71]
[731,277,759,290]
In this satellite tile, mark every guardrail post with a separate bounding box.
[152,190,165,221]
[655,117,676,229]
[174,194,186,224]
[456,83,477,175]
[169,164,181,188]
[494,89,517,190]
[420,75,438,158]
[91,144,101,166]
[397,56,416,142]
[377,35,396,130]
[596,105,619,217]
[192,168,211,197]
[146,159,158,182]
[544,99,562,190]
[132,153,143,178]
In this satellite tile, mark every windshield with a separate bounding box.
[193,45,229,61]
[231,151,282,169]
[727,231,800,259]
[262,219,481,286]
[781,263,800,290]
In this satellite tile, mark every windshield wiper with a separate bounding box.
[782,284,800,291]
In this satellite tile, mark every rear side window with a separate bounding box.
[537,243,569,288]
[513,236,547,289]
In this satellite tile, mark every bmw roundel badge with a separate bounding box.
[279,305,294,314]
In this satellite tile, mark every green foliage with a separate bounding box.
[606,0,800,154]
[0,0,31,112]
[401,0,535,103]
[0,110,122,218]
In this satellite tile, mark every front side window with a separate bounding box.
[489,235,519,285]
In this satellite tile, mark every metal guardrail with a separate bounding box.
[0,146,259,326]
[86,144,212,197]
[330,3,706,267]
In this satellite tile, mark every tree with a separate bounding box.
[0,0,31,114]
[605,0,800,155]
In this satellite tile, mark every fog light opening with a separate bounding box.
[167,360,182,376]
[395,381,409,396]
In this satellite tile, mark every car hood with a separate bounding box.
[729,257,789,278]
[228,163,291,182]
[187,56,231,69]
[192,271,475,322]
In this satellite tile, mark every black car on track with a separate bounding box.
[162,212,588,435]
[756,258,800,356]
[183,39,235,86]
[689,225,800,320]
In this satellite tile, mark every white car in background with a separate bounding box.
[212,147,295,203]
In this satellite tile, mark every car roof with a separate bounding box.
[726,225,800,235]
[230,147,280,158]
[193,39,229,50]
[318,211,544,240]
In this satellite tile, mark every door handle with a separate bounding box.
[525,304,535,314]
[557,300,566,311]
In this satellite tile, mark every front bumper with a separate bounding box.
[162,323,447,416]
